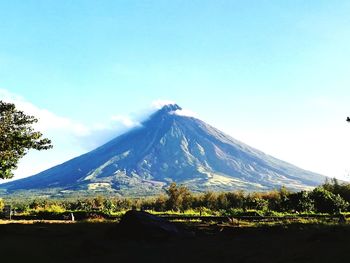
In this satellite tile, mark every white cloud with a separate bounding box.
[4,90,348,184]
[0,88,142,142]
[111,115,141,128]
[0,88,90,136]
[223,117,350,181]
[0,89,143,181]
[173,109,198,118]
[0,93,200,180]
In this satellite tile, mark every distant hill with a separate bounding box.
[0,104,327,197]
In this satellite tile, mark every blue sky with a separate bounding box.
[1,1,350,181]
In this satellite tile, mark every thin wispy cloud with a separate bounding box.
[0,88,90,136]
[0,89,147,179]
[111,115,141,128]
[0,92,202,180]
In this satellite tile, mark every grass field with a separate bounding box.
[0,219,349,263]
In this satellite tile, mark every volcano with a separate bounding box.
[0,104,326,197]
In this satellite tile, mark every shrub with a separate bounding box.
[322,178,350,203]
[310,187,349,214]
[287,191,314,213]
[165,183,193,212]
[45,204,65,213]
[225,191,245,209]
[0,198,4,211]
[244,194,269,211]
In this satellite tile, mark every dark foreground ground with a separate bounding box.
[0,221,349,263]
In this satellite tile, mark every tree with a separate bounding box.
[287,191,314,212]
[225,191,245,209]
[322,178,350,203]
[165,182,193,212]
[0,100,52,179]
[244,193,269,211]
[310,187,349,214]
[201,191,217,210]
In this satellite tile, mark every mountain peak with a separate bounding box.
[160,104,182,113]
[0,102,326,197]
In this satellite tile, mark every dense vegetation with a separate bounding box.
[1,178,350,217]
[0,100,52,179]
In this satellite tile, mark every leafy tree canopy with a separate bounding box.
[0,100,52,179]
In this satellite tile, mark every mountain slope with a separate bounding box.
[0,104,326,196]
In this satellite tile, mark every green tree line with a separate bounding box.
[2,178,350,216]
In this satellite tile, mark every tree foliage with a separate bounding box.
[287,191,314,212]
[165,182,192,211]
[3,180,350,216]
[310,187,349,213]
[322,178,350,203]
[0,100,52,179]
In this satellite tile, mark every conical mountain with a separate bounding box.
[0,104,326,197]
